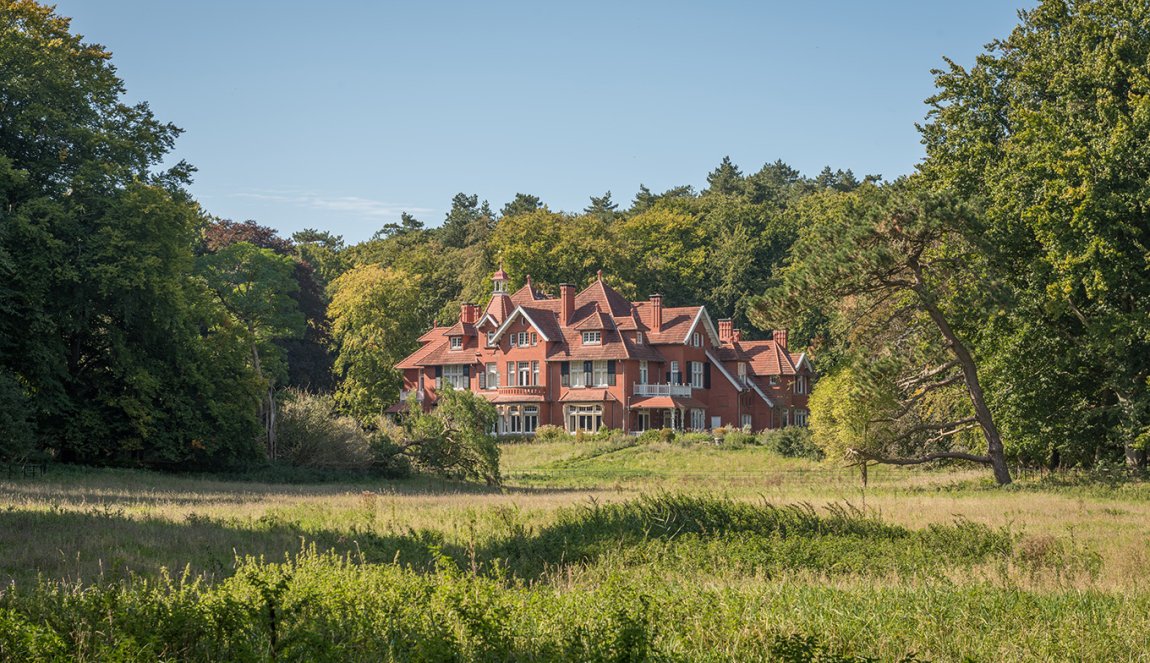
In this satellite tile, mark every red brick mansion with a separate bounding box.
[395,269,813,435]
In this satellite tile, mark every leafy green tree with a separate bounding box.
[0,2,262,467]
[761,183,1012,484]
[328,265,429,420]
[197,242,305,459]
[382,387,500,484]
[919,0,1150,466]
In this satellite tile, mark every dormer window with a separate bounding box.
[582,331,601,345]
[449,336,463,350]
[635,332,644,345]
[738,362,748,385]
[486,332,496,347]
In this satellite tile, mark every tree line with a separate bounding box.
[2,0,1146,483]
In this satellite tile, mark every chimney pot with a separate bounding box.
[773,329,789,351]
[732,329,743,343]
[718,319,733,343]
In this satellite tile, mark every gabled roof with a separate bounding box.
[738,339,797,376]
[682,307,721,346]
[705,349,746,392]
[510,277,551,305]
[573,308,614,331]
[490,306,554,343]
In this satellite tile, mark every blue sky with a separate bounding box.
[53,1,1034,243]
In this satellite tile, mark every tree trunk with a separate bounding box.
[911,272,1012,485]
[251,343,276,461]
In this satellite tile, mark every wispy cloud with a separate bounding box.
[233,189,435,219]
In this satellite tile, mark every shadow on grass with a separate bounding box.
[1,492,1023,589]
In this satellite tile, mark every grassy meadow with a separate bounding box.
[3,439,1150,661]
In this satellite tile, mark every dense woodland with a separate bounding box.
[1,0,1147,483]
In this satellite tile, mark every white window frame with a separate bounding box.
[582,331,601,345]
[635,331,644,345]
[443,364,468,390]
[795,375,809,395]
[741,414,753,430]
[692,332,702,347]
[690,361,704,389]
[532,360,540,386]
[738,362,748,386]
[639,360,648,385]
[794,409,808,426]
[670,361,680,384]
[569,367,587,388]
[486,332,496,347]
[592,360,609,387]
[449,336,463,350]
[567,404,603,433]
[690,408,705,431]
[485,363,499,389]
[517,361,531,387]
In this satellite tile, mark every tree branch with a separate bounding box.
[846,447,992,466]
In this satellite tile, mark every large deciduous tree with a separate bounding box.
[761,183,1012,484]
[919,0,1150,466]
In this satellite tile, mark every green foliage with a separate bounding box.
[760,427,823,460]
[388,387,502,485]
[277,390,371,469]
[532,425,570,444]
[919,0,1150,465]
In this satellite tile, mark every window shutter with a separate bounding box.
[704,362,711,389]
[666,370,671,383]
[584,361,593,385]
[463,364,470,378]
[561,362,570,387]
[607,360,616,386]
[434,366,442,378]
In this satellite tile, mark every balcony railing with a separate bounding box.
[400,389,425,401]
[633,383,692,397]
[497,385,545,396]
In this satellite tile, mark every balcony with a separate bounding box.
[399,389,425,401]
[497,385,546,397]
[633,383,692,397]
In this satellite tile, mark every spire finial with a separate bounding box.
[597,269,603,281]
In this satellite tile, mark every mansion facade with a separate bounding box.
[394,269,813,435]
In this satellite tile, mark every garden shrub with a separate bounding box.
[760,426,824,460]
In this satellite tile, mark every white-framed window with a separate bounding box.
[592,360,609,387]
[517,361,531,387]
[738,362,748,385]
[510,331,530,348]
[769,376,779,386]
[795,375,809,395]
[690,361,704,389]
[531,332,538,345]
[486,332,496,347]
[514,405,538,433]
[636,411,650,431]
[639,360,648,385]
[670,361,680,384]
[570,366,587,388]
[582,331,601,345]
[485,363,499,389]
[449,336,463,350]
[507,361,514,387]
[635,332,644,345]
[532,360,540,386]
[690,408,705,431]
[741,414,752,430]
[567,404,603,433]
[794,409,808,426]
[692,332,702,347]
[443,364,468,389]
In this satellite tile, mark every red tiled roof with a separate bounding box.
[575,277,633,318]
[738,339,796,376]
[632,304,704,344]
[478,392,546,403]
[629,395,705,409]
[572,309,614,331]
[442,321,477,337]
[510,280,550,305]
[484,293,514,324]
[558,389,619,402]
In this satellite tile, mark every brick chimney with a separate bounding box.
[649,294,663,332]
[732,329,743,343]
[560,283,575,326]
[460,302,479,324]
[773,329,788,351]
[718,319,733,343]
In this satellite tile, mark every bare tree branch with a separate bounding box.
[846,447,992,466]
